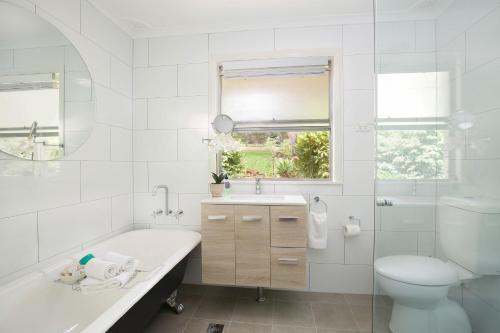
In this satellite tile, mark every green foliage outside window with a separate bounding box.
[221,131,330,180]
[294,131,330,179]
[377,130,447,180]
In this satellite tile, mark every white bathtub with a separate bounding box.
[0,229,201,333]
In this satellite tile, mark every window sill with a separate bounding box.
[229,179,343,185]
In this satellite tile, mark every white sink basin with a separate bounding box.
[202,194,306,206]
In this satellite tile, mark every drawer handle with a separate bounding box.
[208,215,226,221]
[278,258,299,265]
[242,216,262,222]
[278,216,300,222]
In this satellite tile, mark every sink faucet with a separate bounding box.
[255,178,261,195]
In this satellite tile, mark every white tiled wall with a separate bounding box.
[435,1,500,331]
[0,0,133,283]
[132,20,376,294]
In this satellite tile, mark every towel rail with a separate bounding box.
[311,196,328,213]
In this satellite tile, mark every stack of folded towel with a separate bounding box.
[78,252,139,295]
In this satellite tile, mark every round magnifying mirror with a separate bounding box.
[212,114,234,134]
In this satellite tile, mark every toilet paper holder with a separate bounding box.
[348,215,361,226]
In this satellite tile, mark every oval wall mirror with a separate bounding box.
[212,114,234,134]
[0,1,95,160]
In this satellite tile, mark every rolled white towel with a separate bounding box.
[84,258,119,280]
[80,270,135,295]
[104,252,138,272]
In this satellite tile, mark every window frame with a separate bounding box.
[209,50,344,184]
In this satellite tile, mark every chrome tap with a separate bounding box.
[152,185,173,215]
[255,178,261,195]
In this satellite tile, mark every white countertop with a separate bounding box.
[202,194,307,206]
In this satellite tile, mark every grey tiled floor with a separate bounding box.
[143,284,393,333]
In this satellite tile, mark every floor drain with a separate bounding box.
[207,323,224,332]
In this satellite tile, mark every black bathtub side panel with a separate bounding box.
[107,256,189,333]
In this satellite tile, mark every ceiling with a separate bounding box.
[88,0,374,38]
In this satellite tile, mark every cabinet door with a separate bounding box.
[201,205,235,285]
[235,205,270,287]
[271,247,306,289]
[271,206,307,247]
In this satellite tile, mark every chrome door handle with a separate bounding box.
[208,215,226,221]
[242,216,262,222]
[278,258,299,265]
[278,216,300,221]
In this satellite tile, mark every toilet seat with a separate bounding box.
[375,255,459,286]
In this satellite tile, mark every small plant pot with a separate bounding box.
[210,183,225,197]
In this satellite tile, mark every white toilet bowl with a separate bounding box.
[375,255,472,333]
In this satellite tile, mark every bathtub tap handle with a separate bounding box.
[174,209,184,218]
[151,208,163,218]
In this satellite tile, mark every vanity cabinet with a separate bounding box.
[201,200,307,290]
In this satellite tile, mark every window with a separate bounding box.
[377,72,448,180]
[0,73,62,159]
[219,57,333,181]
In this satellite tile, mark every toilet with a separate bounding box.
[375,196,500,333]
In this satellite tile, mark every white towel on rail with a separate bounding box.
[308,211,328,249]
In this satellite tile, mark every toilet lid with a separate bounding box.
[375,255,459,286]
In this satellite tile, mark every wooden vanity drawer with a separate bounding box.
[235,205,270,287]
[271,247,306,289]
[201,205,235,285]
[271,206,307,247]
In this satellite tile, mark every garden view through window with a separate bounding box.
[376,72,448,180]
[219,57,332,180]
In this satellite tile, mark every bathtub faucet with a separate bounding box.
[152,185,173,216]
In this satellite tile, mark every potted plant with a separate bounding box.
[210,172,226,197]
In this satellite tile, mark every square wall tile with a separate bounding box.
[148,161,209,194]
[343,23,374,55]
[133,66,177,98]
[416,21,436,52]
[148,96,209,129]
[344,89,374,125]
[133,38,148,68]
[344,125,375,161]
[375,231,418,258]
[110,58,132,97]
[0,213,38,278]
[133,130,177,161]
[343,161,375,195]
[376,21,415,53]
[178,129,209,161]
[133,99,148,130]
[275,25,342,50]
[343,54,374,90]
[96,85,132,129]
[133,162,149,193]
[308,229,344,264]
[0,160,81,219]
[345,231,374,265]
[179,193,209,226]
[81,161,133,201]
[65,124,110,161]
[111,127,133,161]
[178,63,208,96]
[38,199,112,259]
[112,194,133,230]
[149,34,208,66]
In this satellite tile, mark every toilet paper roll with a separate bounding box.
[344,224,361,237]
